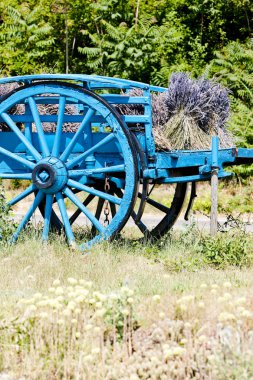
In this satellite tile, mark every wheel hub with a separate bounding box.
[32,157,68,194]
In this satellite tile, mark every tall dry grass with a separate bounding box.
[0,235,253,379]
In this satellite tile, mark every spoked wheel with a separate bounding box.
[0,82,138,249]
[114,182,188,240]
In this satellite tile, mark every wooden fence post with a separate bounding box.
[210,137,219,236]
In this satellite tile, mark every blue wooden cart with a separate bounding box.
[0,74,252,249]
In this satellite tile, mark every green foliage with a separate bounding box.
[0,4,57,75]
[163,224,253,272]
[193,183,253,214]
[89,0,134,26]
[79,16,185,83]
[207,39,253,149]
[0,0,251,81]
[197,230,252,268]
[0,186,17,243]
[10,179,22,190]
[205,39,253,178]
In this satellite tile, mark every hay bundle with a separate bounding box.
[163,73,233,150]
[116,73,234,150]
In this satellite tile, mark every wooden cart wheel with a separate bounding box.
[114,182,187,240]
[0,81,138,250]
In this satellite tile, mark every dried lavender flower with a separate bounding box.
[0,82,24,131]
[0,82,78,132]
[164,73,232,149]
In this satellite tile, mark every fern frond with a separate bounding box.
[78,47,101,56]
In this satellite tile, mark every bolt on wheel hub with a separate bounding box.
[32,157,68,194]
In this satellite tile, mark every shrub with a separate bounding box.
[0,185,17,243]
[164,224,253,272]
[197,231,253,268]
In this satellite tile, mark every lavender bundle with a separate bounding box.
[0,82,24,131]
[0,82,77,132]
[37,102,78,133]
[163,73,233,150]
[116,73,234,150]
[115,89,172,149]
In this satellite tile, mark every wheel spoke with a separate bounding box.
[60,108,95,162]
[140,194,171,214]
[56,192,75,245]
[91,198,105,235]
[66,133,115,169]
[38,195,63,232]
[67,179,121,205]
[42,194,53,241]
[28,97,50,157]
[0,147,35,170]
[131,210,148,234]
[11,190,44,243]
[115,188,147,234]
[114,188,124,198]
[63,187,104,233]
[0,173,32,180]
[69,193,95,225]
[24,103,33,144]
[109,201,116,218]
[52,96,66,157]
[1,112,41,161]
[8,184,36,206]
[68,164,125,178]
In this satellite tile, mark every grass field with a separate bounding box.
[0,177,252,379]
[0,225,253,379]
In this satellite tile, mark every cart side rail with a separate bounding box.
[0,74,164,160]
[0,74,167,92]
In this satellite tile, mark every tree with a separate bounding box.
[0,4,57,75]
[207,39,253,148]
[79,16,186,83]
